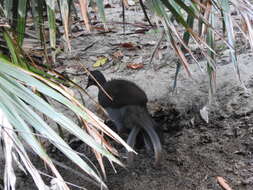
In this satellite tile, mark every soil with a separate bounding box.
[2,1,253,190]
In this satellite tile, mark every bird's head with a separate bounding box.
[86,70,107,89]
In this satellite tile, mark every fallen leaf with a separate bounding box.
[127,63,144,70]
[92,26,113,32]
[112,51,124,60]
[120,42,140,50]
[93,57,109,67]
[104,3,114,8]
[121,42,135,48]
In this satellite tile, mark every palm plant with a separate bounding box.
[147,0,253,93]
[0,1,132,189]
[145,0,253,121]
[0,0,253,189]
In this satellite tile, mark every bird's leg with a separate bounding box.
[127,127,141,166]
[106,107,125,133]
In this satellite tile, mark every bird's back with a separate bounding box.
[98,79,148,108]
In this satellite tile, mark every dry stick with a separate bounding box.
[18,53,107,119]
[122,0,126,34]
[106,21,151,28]
[41,25,52,68]
[149,29,165,69]
[139,0,153,28]
[76,63,134,154]
[216,176,233,190]
[79,63,113,101]
[82,40,98,52]
[52,69,108,116]
[73,62,111,119]
[75,20,151,29]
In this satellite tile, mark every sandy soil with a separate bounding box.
[1,1,253,190]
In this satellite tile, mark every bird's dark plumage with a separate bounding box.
[98,79,148,108]
[86,70,162,166]
[87,70,148,108]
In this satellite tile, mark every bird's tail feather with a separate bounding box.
[141,114,162,166]
[127,127,141,166]
[123,106,162,166]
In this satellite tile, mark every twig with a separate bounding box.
[82,40,98,52]
[52,68,106,114]
[79,64,113,101]
[149,29,165,69]
[139,0,153,28]
[122,0,125,34]
[216,176,233,190]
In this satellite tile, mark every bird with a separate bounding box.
[86,70,162,166]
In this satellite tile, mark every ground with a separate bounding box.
[2,1,253,190]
